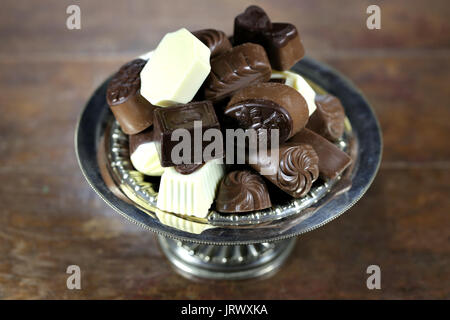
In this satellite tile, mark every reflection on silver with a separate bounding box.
[158,235,296,280]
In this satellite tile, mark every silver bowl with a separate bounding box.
[75,57,382,279]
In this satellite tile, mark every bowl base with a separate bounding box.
[158,236,296,280]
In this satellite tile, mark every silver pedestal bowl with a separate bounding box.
[75,57,382,280]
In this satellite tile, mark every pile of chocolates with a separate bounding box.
[104,5,352,219]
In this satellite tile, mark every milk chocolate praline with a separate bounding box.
[204,43,272,102]
[216,170,272,213]
[306,94,345,142]
[193,29,232,58]
[225,82,309,143]
[288,128,351,180]
[225,99,293,144]
[107,59,156,135]
[263,23,305,71]
[249,143,319,198]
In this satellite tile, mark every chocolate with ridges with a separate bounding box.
[233,5,272,46]
[107,59,156,135]
[263,23,305,71]
[204,43,272,102]
[288,128,351,180]
[153,101,222,167]
[249,143,319,198]
[225,82,309,143]
[193,29,232,58]
[157,159,225,218]
[306,94,345,142]
[216,170,272,213]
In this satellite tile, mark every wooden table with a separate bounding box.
[0,0,449,299]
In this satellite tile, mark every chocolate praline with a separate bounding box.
[225,82,309,144]
[306,94,345,142]
[204,43,272,102]
[288,128,351,180]
[152,101,222,167]
[107,59,156,135]
[216,170,272,213]
[249,143,319,198]
[233,5,272,46]
[192,29,232,58]
[263,23,305,71]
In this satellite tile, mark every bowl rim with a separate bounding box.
[75,56,383,245]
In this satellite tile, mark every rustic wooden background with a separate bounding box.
[0,0,449,299]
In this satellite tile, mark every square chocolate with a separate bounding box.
[153,101,222,167]
[263,23,305,71]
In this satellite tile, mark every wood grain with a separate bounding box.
[0,0,449,299]
[1,0,449,58]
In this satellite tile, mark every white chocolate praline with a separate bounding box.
[140,28,211,107]
[157,159,225,218]
[130,142,165,176]
[271,70,317,116]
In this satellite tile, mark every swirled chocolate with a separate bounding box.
[225,82,309,143]
[204,43,272,102]
[249,143,319,198]
[216,170,272,213]
[106,59,156,134]
[193,29,232,58]
[233,5,272,46]
[263,23,305,71]
[306,94,345,142]
[289,128,351,180]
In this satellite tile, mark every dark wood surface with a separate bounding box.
[0,0,449,299]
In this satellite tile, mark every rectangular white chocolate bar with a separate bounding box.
[271,70,317,115]
[140,28,211,107]
[156,159,225,218]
